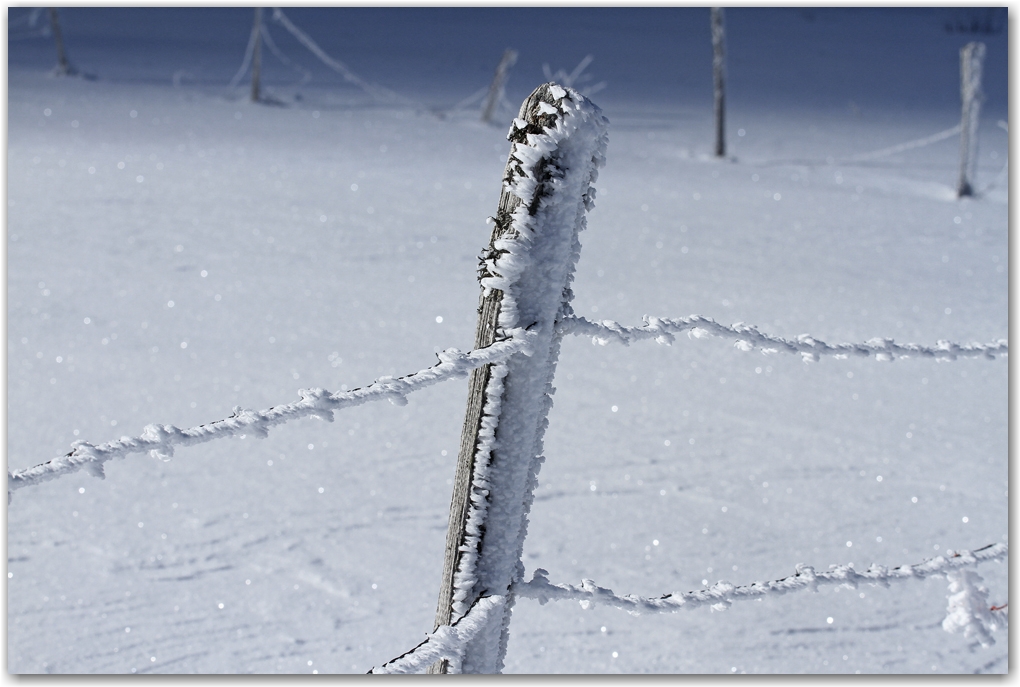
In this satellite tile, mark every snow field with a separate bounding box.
[7,7,1007,674]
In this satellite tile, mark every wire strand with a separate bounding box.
[559,314,1007,363]
[514,543,1007,615]
[7,330,535,501]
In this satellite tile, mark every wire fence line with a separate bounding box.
[943,568,1008,648]
[269,8,410,104]
[748,120,994,170]
[845,124,963,162]
[8,7,50,41]
[228,8,516,120]
[9,65,1008,669]
[259,22,312,86]
[10,310,1007,501]
[6,331,535,502]
[225,11,259,92]
[559,314,1008,362]
[514,543,1008,615]
[370,543,1007,673]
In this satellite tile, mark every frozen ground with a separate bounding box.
[6,7,1009,674]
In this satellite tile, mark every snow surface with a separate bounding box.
[6,7,1008,674]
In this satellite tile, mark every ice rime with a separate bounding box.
[7,333,535,502]
[443,83,609,673]
[943,568,1007,647]
[370,595,506,674]
[560,314,1008,362]
[515,543,1008,621]
[376,544,1008,673]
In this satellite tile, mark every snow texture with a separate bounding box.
[370,595,506,674]
[560,314,1007,363]
[516,543,1007,616]
[7,332,535,502]
[447,83,609,673]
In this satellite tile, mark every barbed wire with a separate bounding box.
[748,121,983,170]
[943,568,1008,647]
[369,543,1007,673]
[7,331,535,502]
[11,309,1006,501]
[514,543,1007,616]
[370,595,505,674]
[226,13,258,92]
[270,8,410,104]
[845,124,962,163]
[559,314,1007,363]
[260,23,312,86]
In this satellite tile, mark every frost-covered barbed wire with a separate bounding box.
[559,314,1007,363]
[7,331,536,502]
[437,85,516,123]
[752,123,967,169]
[943,569,1008,647]
[8,7,50,40]
[541,55,606,98]
[226,15,259,92]
[846,124,962,162]
[514,543,1007,618]
[270,8,410,104]
[9,7,45,29]
[370,595,505,674]
[259,23,312,86]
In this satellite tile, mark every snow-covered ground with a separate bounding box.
[6,7,1008,674]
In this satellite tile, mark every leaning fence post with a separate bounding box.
[428,82,608,674]
[481,49,519,124]
[250,8,264,103]
[47,8,74,76]
[957,41,986,197]
[711,7,726,158]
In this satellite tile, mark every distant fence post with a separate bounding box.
[711,7,726,158]
[47,8,74,76]
[481,49,519,124]
[428,82,608,674]
[957,41,986,197]
[250,8,264,103]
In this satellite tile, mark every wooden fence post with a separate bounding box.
[428,82,608,674]
[957,41,986,197]
[481,49,519,124]
[250,8,264,103]
[47,8,74,76]
[711,7,726,158]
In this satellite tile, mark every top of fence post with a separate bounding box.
[428,82,608,674]
[957,41,986,198]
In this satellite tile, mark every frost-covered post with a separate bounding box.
[428,83,608,674]
[957,41,985,197]
[47,8,74,77]
[250,8,264,103]
[711,7,726,158]
[482,49,519,124]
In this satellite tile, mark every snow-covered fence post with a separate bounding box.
[711,7,726,158]
[250,8,264,103]
[47,8,74,76]
[482,49,519,124]
[427,82,608,674]
[957,41,986,197]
